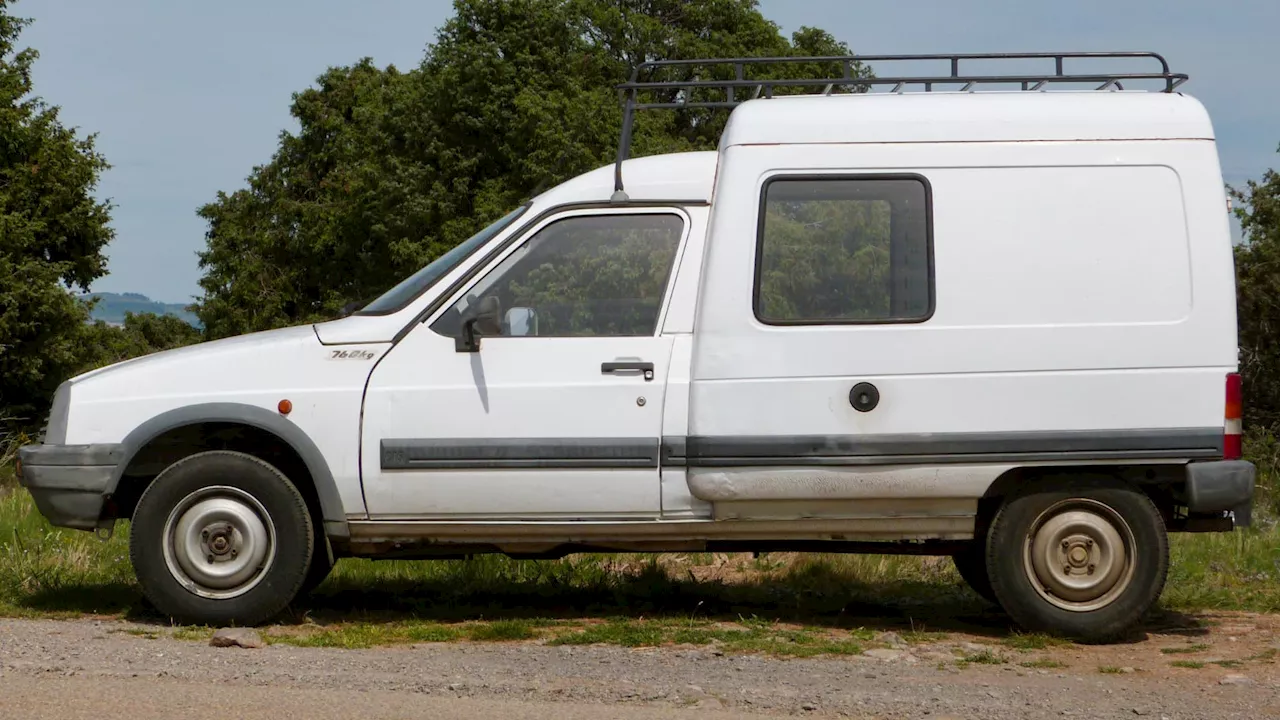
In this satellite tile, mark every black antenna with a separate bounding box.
[611,51,1188,198]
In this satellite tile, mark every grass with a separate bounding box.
[1170,660,1206,669]
[1160,643,1210,655]
[961,649,1006,665]
[1001,632,1070,651]
[171,626,213,642]
[466,619,538,641]
[5,434,1280,652]
[1098,665,1126,674]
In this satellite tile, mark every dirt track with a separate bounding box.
[2,616,1279,719]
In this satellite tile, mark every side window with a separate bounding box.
[431,213,684,339]
[755,176,932,324]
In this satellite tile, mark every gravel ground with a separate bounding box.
[1,617,1279,719]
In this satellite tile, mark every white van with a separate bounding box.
[19,53,1254,641]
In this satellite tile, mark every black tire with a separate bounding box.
[985,477,1168,643]
[130,451,314,626]
[297,534,336,597]
[952,543,998,604]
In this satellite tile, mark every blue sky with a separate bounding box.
[19,0,1279,303]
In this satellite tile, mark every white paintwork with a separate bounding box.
[359,207,693,519]
[719,92,1215,147]
[47,88,1239,545]
[658,336,711,519]
[56,325,384,519]
[692,138,1235,444]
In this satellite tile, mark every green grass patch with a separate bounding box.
[1160,643,1210,655]
[265,621,468,649]
[1170,660,1206,669]
[466,619,538,641]
[1001,632,1069,651]
[171,626,213,642]
[405,624,464,642]
[1020,658,1067,669]
[1098,665,1125,674]
[549,620,666,648]
[546,618,865,657]
[961,649,1006,665]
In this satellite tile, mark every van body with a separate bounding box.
[19,60,1255,641]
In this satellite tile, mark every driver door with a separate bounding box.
[360,208,691,519]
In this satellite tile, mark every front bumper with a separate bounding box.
[1185,459,1256,527]
[17,444,124,531]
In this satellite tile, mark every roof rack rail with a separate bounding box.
[610,52,1188,198]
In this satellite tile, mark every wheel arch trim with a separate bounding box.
[110,403,350,538]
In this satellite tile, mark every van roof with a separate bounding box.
[720,91,1214,146]
[532,152,719,206]
[537,90,1215,208]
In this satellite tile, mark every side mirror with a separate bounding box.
[504,307,537,337]
[456,295,502,353]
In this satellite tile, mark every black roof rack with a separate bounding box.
[611,51,1188,198]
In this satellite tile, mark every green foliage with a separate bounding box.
[194,0,864,339]
[1244,427,1280,517]
[0,1,114,428]
[75,312,203,373]
[1232,149,1280,431]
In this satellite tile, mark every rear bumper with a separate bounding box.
[17,444,124,531]
[1185,459,1255,527]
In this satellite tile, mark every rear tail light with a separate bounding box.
[1224,372,1243,460]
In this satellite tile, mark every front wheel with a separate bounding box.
[985,478,1168,643]
[130,451,314,626]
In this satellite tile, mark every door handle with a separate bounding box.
[602,361,655,381]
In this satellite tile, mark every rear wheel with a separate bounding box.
[952,543,997,604]
[130,451,314,626]
[985,478,1167,643]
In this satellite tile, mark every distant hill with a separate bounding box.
[82,292,201,328]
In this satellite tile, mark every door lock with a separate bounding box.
[849,382,880,412]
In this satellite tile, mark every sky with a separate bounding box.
[18,0,1279,303]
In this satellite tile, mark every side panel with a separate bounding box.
[64,327,383,522]
[360,207,701,520]
[690,140,1234,505]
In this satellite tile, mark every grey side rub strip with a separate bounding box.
[663,428,1224,467]
[382,429,1222,470]
[381,438,661,470]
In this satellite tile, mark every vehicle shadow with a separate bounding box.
[16,555,1212,644]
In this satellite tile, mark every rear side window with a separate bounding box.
[755,176,933,324]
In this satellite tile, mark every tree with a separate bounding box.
[0,1,113,427]
[76,312,203,373]
[1232,146,1280,430]
[194,0,864,339]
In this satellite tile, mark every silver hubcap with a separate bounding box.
[162,486,276,599]
[1023,498,1135,612]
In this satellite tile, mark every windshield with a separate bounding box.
[357,205,529,315]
